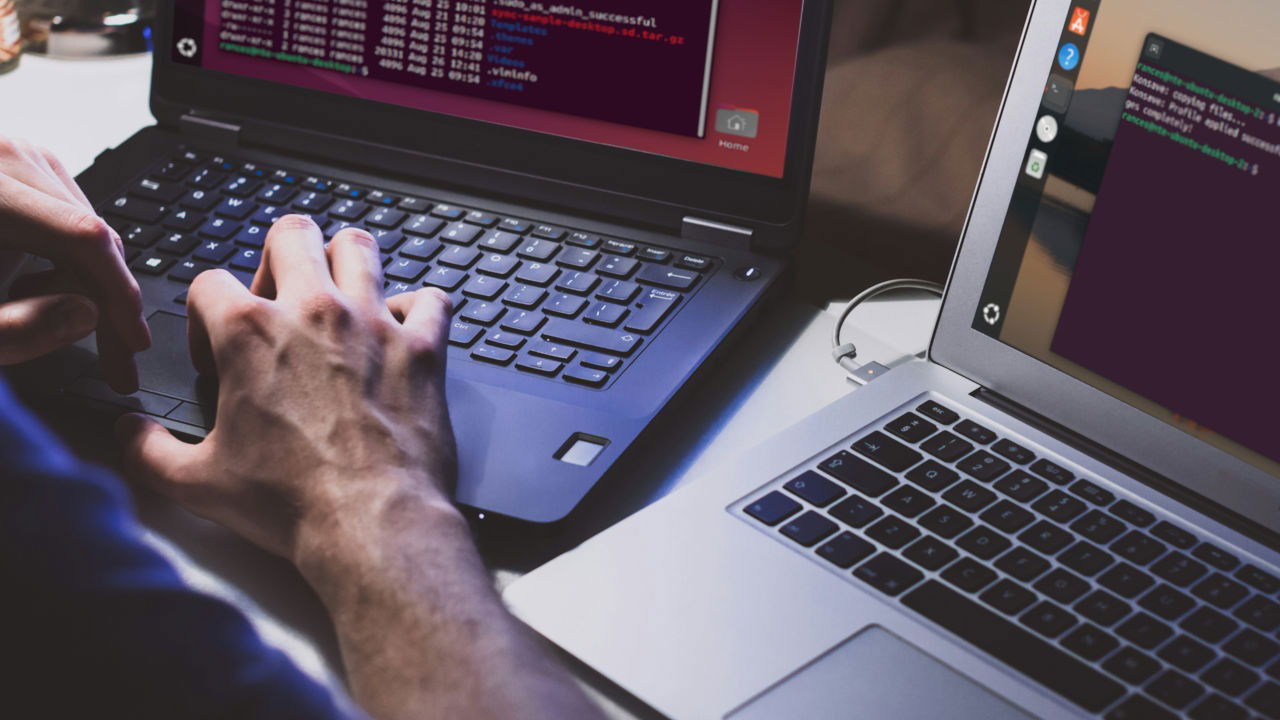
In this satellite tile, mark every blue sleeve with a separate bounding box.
[0,378,356,719]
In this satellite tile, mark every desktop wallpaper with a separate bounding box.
[995,0,1280,475]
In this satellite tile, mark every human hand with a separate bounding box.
[0,137,150,392]
[115,216,460,561]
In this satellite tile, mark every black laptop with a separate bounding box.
[33,0,831,523]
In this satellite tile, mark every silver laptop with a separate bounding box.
[505,1,1280,717]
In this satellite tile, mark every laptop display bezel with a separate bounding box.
[931,0,1280,534]
[147,0,830,229]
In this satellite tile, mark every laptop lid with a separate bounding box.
[148,1,831,248]
[933,0,1280,535]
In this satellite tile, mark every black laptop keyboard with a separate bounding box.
[738,397,1280,720]
[102,149,717,389]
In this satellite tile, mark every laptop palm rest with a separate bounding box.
[727,626,1031,720]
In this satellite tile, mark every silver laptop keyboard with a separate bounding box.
[735,395,1280,720]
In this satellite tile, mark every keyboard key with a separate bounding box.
[991,438,1035,465]
[1201,658,1259,696]
[1068,479,1115,506]
[541,319,640,355]
[979,500,1035,533]
[854,553,923,597]
[1182,606,1240,644]
[956,526,1011,560]
[565,230,600,247]
[1101,563,1157,599]
[168,259,213,283]
[624,288,679,333]
[531,223,567,241]
[954,419,996,444]
[1077,589,1131,627]
[1035,568,1091,604]
[637,247,670,263]
[1021,600,1077,639]
[193,240,235,264]
[1059,540,1115,576]
[1187,543,1238,573]
[1160,635,1217,673]
[463,275,508,303]
[1113,531,1167,566]
[981,579,1037,616]
[1020,520,1074,555]
[597,279,639,304]
[424,266,467,291]
[884,412,937,443]
[1111,500,1156,527]
[405,214,446,237]
[942,481,997,513]
[903,535,959,571]
[780,511,838,547]
[1117,612,1173,650]
[597,255,639,278]
[1237,565,1280,594]
[1032,490,1087,522]
[500,310,546,335]
[122,225,163,248]
[447,320,483,347]
[442,222,483,245]
[515,262,559,287]
[828,495,883,528]
[158,232,199,256]
[919,504,974,539]
[783,471,846,507]
[470,345,514,366]
[517,238,560,263]
[601,237,636,255]
[460,301,505,326]
[1146,671,1203,707]
[1150,521,1197,550]
[397,197,431,212]
[1103,647,1161,684]
[1140,584,1196,621]
[1063,623,1121,661]
[557,247,598,270]
[107,195,166,224]
[1225,629,1280,667]
[675,253,711,271]
[995,546,1051,582]
[386,259,428,283]
[578,352,620,371]
[1234,596,1280,633]
[229,248,261,272]
[431,204,466,220]
[636,264,699,290]
[744,491,801,526]
[582,301,626,327]
[916,400,959,425]
[818,451,898,497]
[556,270,600,295]
[1030,458,1075,486]
[214,197,256,220]
[1152,552,1209,588]
[1245,682,1280,717]
[905,460,959,492]
[956,451,1011,482]
[181,189,219,210]
[920,431,973,462]
[881,485,935,518]
[901,581,1125,712]
[816,531,875,569]
[1072,509,1128,544]
[1189,694,1248,720]
[994,470,1049,503]
[942,557,997,593]
[292,191,331,212]
[514,355,563,377]
[563,364,608,388]
[131,254,174,275]
[198,217,240,240]
[438,245,481,269]
[544,293,587,318]
[463,210,497,227]
[1193,573,1250,609]
[1107,695,1177,720]
[865,515,920,549]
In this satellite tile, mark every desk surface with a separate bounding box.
[1,52,942,716]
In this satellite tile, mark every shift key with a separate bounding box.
[542,319,641,356]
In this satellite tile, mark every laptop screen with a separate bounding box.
[167,1,804,179]
[970,0,1280,477]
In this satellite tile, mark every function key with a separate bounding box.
[465,210,498,227]
[675,254,711,272]
[154,160,191,181]
[335,183,366,199]
[500,217,533,234]
[174,149,204,164]
[566,231,601,247]
[366,190,399,206]
[954,419,997,445]
[1110,500,1156,527]
[302,176,334,192]
[1237,565,1280,595]
[398,197,432,212]
[1150,521,1197,550]
[1029,459,1075,486]
[1068,478,1115,506]
[240,162,269,178]
[916,400,959,425]
[431,204,467,220]
[602,238,637,256]
[1192,542,1239,572]
[743,491,800,526]
[992,438,1035,465]
[884,412,937,444]
[638,247,671,263]
[531,224,567,241]
[270,169,299,184]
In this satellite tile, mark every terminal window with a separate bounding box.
[205,0,720,137]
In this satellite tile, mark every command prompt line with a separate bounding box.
[1051,36,1280,464]
[207,0,719,137]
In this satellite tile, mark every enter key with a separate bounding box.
[624,288,681,333]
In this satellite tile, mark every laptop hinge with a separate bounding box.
[179,113,242,150]
[681,216,754,250]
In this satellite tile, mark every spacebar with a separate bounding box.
[901,581,1125,713]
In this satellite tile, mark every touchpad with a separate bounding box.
[134,311,202,402]
[728,626,1031,720]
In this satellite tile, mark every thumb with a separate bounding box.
[115,413,202,502]
[0,293,98,364]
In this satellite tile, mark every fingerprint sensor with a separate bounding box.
[555,434,609,467]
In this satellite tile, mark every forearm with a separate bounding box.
[295,485,602,720]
